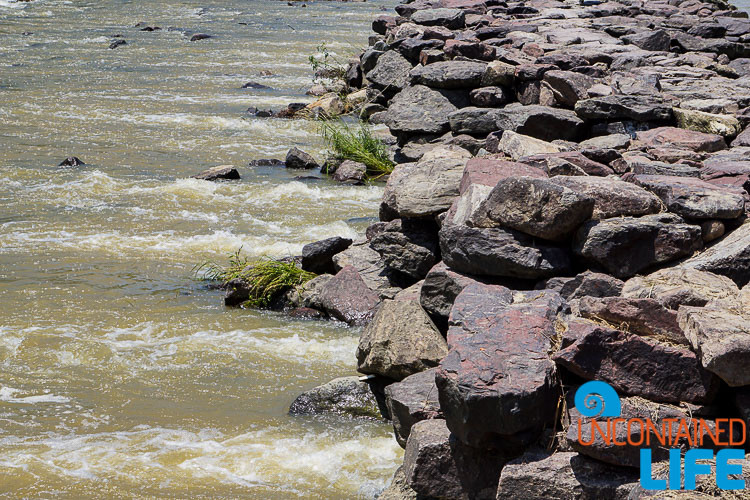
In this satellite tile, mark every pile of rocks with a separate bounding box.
[267,0,750,496]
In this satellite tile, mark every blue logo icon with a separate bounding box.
[574,380,621,418]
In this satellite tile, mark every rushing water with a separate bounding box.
[0,0,402,497]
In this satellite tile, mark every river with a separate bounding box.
[0,0,402,498]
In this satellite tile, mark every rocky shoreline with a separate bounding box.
[230,0,750,497]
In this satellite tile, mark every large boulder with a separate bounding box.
[459,156,546,194]
[635,126,727,153]
[574,213,703,279]
[437,284,563,449]
[285,147,319,170]
[410,8,465,29]
[549,176,663,220]
[403,419,508,500]
[577,296,687,345]
[574,95,672,122]
[494,104,586,142]
[622,29,671,52]
[541,70,595,108]
[385,367,442,447]
[370,219,439,281]
[356,298,448,380]
[410,60,487,89]
[553,319,719,404]
[365,50,413,91]
[384,84,468,136]
[420,261,483,329]
[318,266,380,325]
[625,174,745,220]
[520,151,614,177]
[470,177,595,242]
[301,236,352,275]
[448,107,503,136]
[682,219,750,287]
[496,451,638,500]
[678,306,750,387]
[621,268,740,309]
[288,376,385,419]
[440,223,572,279]
[332,240,399,298]
[381,145,472,218]
[490,131,562,160]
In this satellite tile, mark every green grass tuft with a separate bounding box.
[320,119,395,179]
[194,249,316,308]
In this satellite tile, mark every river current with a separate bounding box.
[0,0,401,498]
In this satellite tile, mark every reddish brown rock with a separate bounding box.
[458,156,546,195]
[385,368,443,447]
[318,265,380,325]
[549,176,663,220]
[553,320,719,404]
[635,127,727,153]
[519,151,614,177]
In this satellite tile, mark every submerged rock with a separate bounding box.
[288,376,385,419]
[58,156,85,167]
[191,165,240,181]
[285,147,319,170]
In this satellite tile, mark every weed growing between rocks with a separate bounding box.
[194,249,316,307]
[320,119,394,178]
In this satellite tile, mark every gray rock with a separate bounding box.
[331,160,366,184]
[541,70,595,107]
[301,237,352,275]
[622,29,671,52]
[448,107,503,136]
[410,8,465,29]
[574,95,672,122]
[469,86,510,107]
[540,271,623,301]
[622,268,740,309]
[370,219,440,281]
[471,177,595,242]
[378,466,420,500]
[492,131,562,160]
[332,241,400,299]
[496,451,638,500]
[318,265,380,325]
[385,368,442,447]
[356,298,448,380]
[440,223,572,279]
[289,376,384,419]
[495,104,586,142]
[549,176,663,220]
[574,213,703,279]
[410,60,487,89]
[384,84,467,136]
[365,50,413,91]
[191,165,240,181]
[292,273,333,310]
[420,261,483,328]
[285,147,319,170]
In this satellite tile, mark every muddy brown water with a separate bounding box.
[0,0,401,497]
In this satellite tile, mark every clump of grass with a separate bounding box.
[194,249,316,308]
[320,119,395,179]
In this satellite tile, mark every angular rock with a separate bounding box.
[625,174,745,220]
[378,466,419,500]
[469,86,510,107]
[289,273,332,310]
[285,147,319,170]
[419,261,483,328]
[492,131,562,160]
[673,108,742,138]
[622,268,740,309]
[577,296,687,345]
[191,165,240,181]
[448,107,503,136]
[301,236,352,275]
[356,298,448,380]
[520,151,615,177]
[443,40,495,61]
[549,176,663,220]
[331,160,366,184]
[403,419,507,500]
[384,84,466,136]
[385,368,442,447]
[410,8,465,30]
[635,126,727,153]
[553,319,719,404]
[574,213,703,279]
[541,70,595,108]
[382,145,472,218]
[574,95,672,122]
[470,176,595,242]
[539,270,624,301]
[289,376,384,419]
[370,219,440,281]
[365,50,413,91]
[319,265,380,325]
[440,223,572,279]
[437,284,563,448]
[459,156,547,194]
[622,29,671,52]
[496,451,638,500]
[332,241,399,299]
[410,60,487,89]
[495,104,585,142]
[481,60,516,87]
[678,306,750,387]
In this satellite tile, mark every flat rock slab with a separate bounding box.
[678,306,750,387]
[356,298,448,380]
[410,60,487,89]
[440,223,572,279]
[682,219,750,287]
[574,213,702,279]
[621,267,740,309]
[495,104,585,142]
[549,176,662,220]
[625,174,745,220]
[553,319,719,404]
[385,367,442,447]
[575,95,672,122]
[471,176,595,242]
[437,284,563,449]
[319,265,380,325]
[410,8,465,29]
[459,156,546,195]
[635,126,727,153]
[384,84,467,136]
[539,270,624,301]
[191,165,240,181]
[496,451,638,500]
